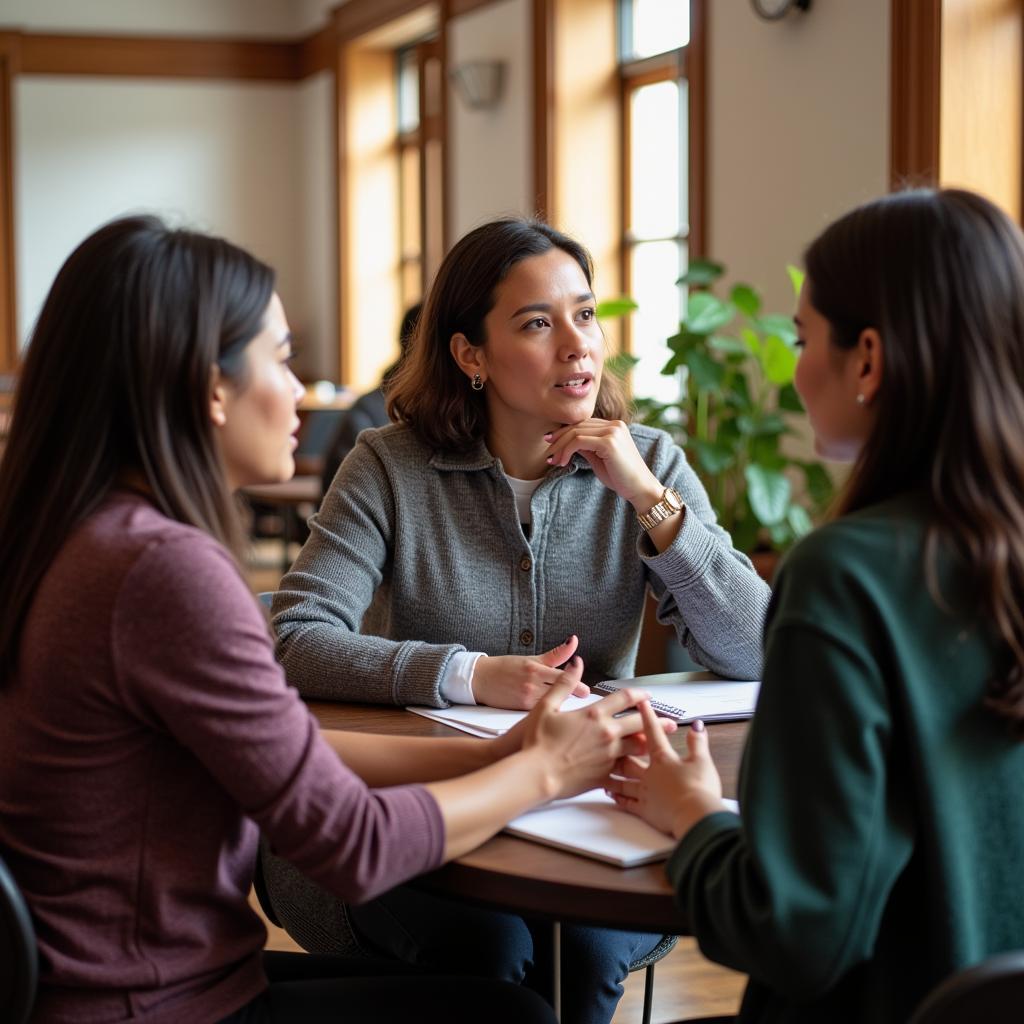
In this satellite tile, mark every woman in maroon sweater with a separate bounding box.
[0,217,664,1024]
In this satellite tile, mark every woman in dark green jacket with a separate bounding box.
[609,188,1024,1023]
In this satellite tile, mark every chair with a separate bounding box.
[908,950,1024,1023]
[629,933,678,1024]
[0,853,38,1024]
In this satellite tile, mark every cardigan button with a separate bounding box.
[519,555,532,572]
[519,629,534,646]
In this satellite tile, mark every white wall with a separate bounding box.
[0,0,323,37]
[13,77,313,354]
[447,0,533,238]
[294,70,337,380]
[707,0,890,314]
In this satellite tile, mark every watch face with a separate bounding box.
[664,488,684,512]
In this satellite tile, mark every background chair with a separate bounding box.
[0,852,38,1024]
[629,932,678,1024]
[909,950,1024,1023]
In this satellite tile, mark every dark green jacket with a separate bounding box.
[668,494,1024,1023]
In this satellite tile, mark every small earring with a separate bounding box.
[471,373,484,392]
[856,393,866,405]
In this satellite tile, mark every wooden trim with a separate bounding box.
[332,0,430,43]
[333,42,348,386]
[620,46,686,84]
[299,23,336,78]
[0,34,18,371]
[688,0,707,259]
[449,0,502,15]
[18,32,303,80]
[438,0,452,254]
[532,0,554,220]
[889,0,941,189]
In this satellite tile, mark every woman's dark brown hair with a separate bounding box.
[387,217,629,451]
[805,188,1024,736]
[0,215,275,683]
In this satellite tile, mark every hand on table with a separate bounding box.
[472,635,589,710]
[607,701,726,839]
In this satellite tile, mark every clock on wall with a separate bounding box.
[751,0,812,20]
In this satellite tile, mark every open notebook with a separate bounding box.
[406,675,759,736]
[591,674,760,725]
[505,789,741,867]
[406,694,601,737]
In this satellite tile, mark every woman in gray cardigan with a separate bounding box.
[267,218,771,1024]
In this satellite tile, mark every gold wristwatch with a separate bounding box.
[637,487,684,532]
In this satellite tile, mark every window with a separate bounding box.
[619,0,699,402]
[397,46,423,308]
[395,38,445,311]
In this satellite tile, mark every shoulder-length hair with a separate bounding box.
[387,217,629,451]
[805,188,1024,736]
[0,215,275,683]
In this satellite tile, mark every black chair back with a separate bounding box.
[909,951,1024,1023]
[0,852,38,1024]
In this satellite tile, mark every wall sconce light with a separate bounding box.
[751,0,812,20]
[450,60,505,110]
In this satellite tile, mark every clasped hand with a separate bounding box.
[495,659,678,801]
[606,702,726,839]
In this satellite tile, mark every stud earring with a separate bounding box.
[471,373,484,391]
[856,393,866,405]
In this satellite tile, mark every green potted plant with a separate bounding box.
[612,261,834,562]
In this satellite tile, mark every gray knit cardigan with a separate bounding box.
[272,422,770,706]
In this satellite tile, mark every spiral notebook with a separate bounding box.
[591,674,760,725]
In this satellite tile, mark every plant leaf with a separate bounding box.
[730,284,761,318]
[741,327,762,356]
[685,292,734,334]
[787,503,814,536]
[604,352,639,379]
[801,462,835,509]
[683,348,725,389]
[677,259,725,286]
[762,334,798,385]
[661,352,684,375]
[778,382,804,412]
[708,334,749,356]
[595,296,639,319]
[756,314,797,346]
[745,464,791,526]
[787,264,805,299]
[730,514,761,556]
[693,438,736,474]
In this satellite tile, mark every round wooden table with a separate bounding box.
[309,698,748,934]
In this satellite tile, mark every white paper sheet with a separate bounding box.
[505,789,740,867]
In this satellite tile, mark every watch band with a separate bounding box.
[637,487,684,532]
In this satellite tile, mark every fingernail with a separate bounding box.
[691,719,705,733]
[543,432,553,440]
[564,635,574,645]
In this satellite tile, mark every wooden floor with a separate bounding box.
[245,541,746,1022]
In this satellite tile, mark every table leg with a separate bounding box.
[552,920,562,1022]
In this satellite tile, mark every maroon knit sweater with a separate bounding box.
[0,492,444,1023]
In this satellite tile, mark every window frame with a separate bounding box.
[618,0,706,384]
